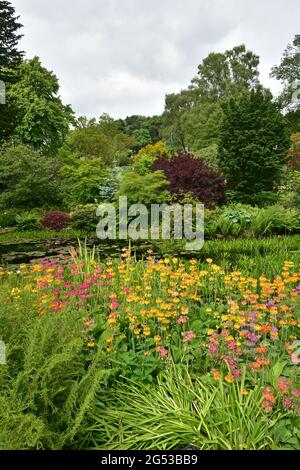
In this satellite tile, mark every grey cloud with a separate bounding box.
[13,0,300,118]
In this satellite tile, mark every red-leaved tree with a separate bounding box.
[41,211,70,231]
[152,153,226,207]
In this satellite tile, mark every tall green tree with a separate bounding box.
[191,44,260,102]
[218,87,289,202]
[161,89,193,151]
[270,34,300,112]
[270,34,300,133]
[7,57,74,155]
[0,0,23,75]
[0,0,24,142]
[162,45,260,152]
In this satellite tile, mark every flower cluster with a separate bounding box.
[1,253,299,414]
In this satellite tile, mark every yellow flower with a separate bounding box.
[225,335,234,341]
[242,389,249,396]
[207,329,215,336]
[143,326,151,336]
[206,258,213,264]
[32,264,43,272]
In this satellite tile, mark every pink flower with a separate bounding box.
[291,351,300,364]
[261,400,273,413]
[262,386,276,404]
[277,376,291,394]
[156,346,168,358]
[228,340,237,351]
[233,369,242,378]
[282,396,295,409]
[291,389,300,398]
[79,292,92,299]
[177,316,188,325]
[111,299,120,310]
[38,281,49,287]
[79,281,92,289]
[208,342,218,357]
[182,330,196,343]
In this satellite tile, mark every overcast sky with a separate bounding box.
[13,0,300,119]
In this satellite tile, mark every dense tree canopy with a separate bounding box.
[218,87,290,202]
[7,57,74,155]
[190,44,260,102]
[0,0,24,142]
[117,114,163,152]
[0,144,63,209]
[161,45,261,153]
[69,113,135,166]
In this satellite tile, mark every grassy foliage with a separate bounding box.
[84,367,284,450]
[0,229,82,243]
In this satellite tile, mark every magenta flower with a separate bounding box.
[38,281,49,287]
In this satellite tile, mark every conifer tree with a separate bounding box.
[218,87,290,202]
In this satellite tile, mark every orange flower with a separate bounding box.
[213,369,221,381]
[225,374,234,384]
[252,361,261,369]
